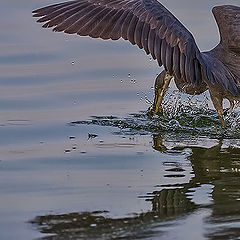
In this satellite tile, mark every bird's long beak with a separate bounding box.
[151,88,165,114]
[150,72,172,116]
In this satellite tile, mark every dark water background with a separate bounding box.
[1,0,240,239]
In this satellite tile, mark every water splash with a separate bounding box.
[71,91,240,139]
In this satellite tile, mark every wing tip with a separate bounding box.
[32,9,43,17]
[32,8,39,14]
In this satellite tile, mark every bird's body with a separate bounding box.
[33,0,240,127]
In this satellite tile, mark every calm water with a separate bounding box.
[1,0,240,239]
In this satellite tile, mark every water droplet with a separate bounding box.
[71,61,75,65]
[169,119,181,128]
[130,78,136,84]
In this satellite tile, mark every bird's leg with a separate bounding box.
[151,71,173,114]
[209,90,225,128]
[228,99,235,113]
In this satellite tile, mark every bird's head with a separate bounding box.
[213,5,240,52]
[151,70,171,115]
[154,70,167,91]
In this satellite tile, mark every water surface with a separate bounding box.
[1,0,240,239]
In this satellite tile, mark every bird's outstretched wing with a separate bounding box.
[33,0,239,95]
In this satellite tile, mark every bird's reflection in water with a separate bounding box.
[153,134,240,240]
[31,135,240,239]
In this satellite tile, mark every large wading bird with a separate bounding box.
[33,0,240,127]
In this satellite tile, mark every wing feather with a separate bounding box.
[166,44,173,75]
[134,20,144,49]
[148,28,156,59]
[154,36,162,66]
[33,1,77,17]
[160,39,167,69]
[36,2,81,23]
[180,52,186,81]
[127,15,138,45]
[173,46,181,79]
[90,9,118,37]
[49,4,93,30]
[121,11,133,40]
[141,22,150,54]
[109,10,128,40]
[99,9,124,39]
[78,6,108,36]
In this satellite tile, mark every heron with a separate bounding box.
[33,0,240,127]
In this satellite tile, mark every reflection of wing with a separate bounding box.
[34,0,205,87]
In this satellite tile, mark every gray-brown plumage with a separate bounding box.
[33,0,240,127]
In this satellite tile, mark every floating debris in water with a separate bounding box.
[88,133,98,139]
